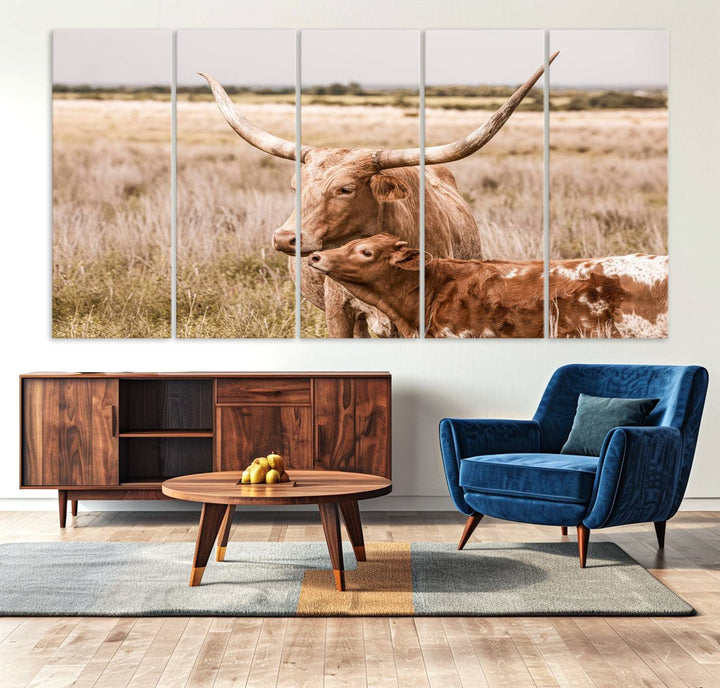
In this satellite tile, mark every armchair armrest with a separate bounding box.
[439,419,540,515]
[584,425,683,529]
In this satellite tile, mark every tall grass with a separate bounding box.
[177,102,297,338]
[52,100,171,338]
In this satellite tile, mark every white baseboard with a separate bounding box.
[0,496,718,512]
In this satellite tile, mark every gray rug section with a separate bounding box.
[0,541,692,616]
[411,542,693,616]
[0,542,356,617]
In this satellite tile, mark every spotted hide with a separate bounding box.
[308,234,668,339]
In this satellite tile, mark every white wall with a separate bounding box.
[1,0,718,511]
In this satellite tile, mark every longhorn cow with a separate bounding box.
[201,53,557,337]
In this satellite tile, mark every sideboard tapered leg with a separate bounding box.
[58,490,68,528]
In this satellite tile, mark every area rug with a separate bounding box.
[0,541,692,616]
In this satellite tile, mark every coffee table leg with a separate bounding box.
[318,502,345,591]
[190,502,227,586]
[339,500,366,562]
[216,505,235,562]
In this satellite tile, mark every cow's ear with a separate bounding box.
[389,247,421,271]
[370,173,409,202]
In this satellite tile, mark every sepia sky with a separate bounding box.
[53,30,171,87]
[53,28,667,90]
[177,29,295,88]
[302,30,420,88]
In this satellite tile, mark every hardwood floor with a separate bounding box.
[1,509,719,687]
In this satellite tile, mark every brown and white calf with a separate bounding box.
[308,234,668,338]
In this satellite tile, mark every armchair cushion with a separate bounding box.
[439,418,540,516]
[561,394,659,456]
[460,453,599,505]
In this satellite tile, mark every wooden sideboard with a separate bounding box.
[20,372,391,526]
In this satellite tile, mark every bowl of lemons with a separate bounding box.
[239,452,293,485]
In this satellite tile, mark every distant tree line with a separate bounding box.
[53,82,667,110]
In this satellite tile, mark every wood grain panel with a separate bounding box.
[314,378,391,477]
[22,379,118,487]
[216,378,311,405]
[22,379,59,485]
[354,378,391,478]
[218,406,312,471]
[313,379,356,472]
[66,489,171,500]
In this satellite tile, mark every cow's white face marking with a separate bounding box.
[599,254,668,286]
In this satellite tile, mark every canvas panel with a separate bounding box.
[300,30,421,339]
[424,30,545,338]
[176,29,297,338]
[549,30,668,339]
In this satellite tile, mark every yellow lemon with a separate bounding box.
[266,469,280,484]
[240,468,251,484]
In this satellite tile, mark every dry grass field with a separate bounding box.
[177,101,296,338]
[52,99,171,338]
[53,95,666,339]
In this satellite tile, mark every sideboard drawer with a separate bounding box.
[216,378,311,405]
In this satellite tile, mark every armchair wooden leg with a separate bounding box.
[458,513,483,550]
[654,520,666,549]
[577,524,590,568]
[561,526,568,536]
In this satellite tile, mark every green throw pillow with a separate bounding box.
[560,394,659,456]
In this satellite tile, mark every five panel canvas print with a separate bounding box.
[51,29,668,339]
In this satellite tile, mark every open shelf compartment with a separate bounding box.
[118,379,213,433]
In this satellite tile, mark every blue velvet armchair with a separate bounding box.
[440,364,709,567]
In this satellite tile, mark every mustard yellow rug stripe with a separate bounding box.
[297,542,414,616]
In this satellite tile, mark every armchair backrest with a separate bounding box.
[533,364,709,456]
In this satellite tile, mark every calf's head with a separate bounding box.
[308,233,421,286]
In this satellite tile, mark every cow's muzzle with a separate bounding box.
[272,228,322,256]
[272,228,296,254]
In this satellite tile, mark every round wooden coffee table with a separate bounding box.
[162,470,392,591]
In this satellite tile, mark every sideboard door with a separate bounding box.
[22,378,119,486]
[218,406,313,472]
[313,377,391,478]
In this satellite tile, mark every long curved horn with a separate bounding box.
[199,72,314,161]
[374,51,559,169]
